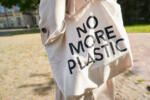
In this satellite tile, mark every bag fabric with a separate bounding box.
[39,0,133,99]
[55,79,114,100]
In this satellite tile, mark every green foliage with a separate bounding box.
[125,24,150,33]
[0,0,40,12]
[136,79,146,84]
[118,0,150,25]
[0,0,18,8]
[19,0,40,12]
[0,0,150,25]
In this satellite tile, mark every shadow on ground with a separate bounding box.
[0,28,40,36]
[147,86,150,92]
[18,73,55,96]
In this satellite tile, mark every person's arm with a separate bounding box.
[39,0,66,45]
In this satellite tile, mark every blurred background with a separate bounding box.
[119,0,150,25]
[0,0,150,100]
[0,0,150,28]
[0,0,39,29]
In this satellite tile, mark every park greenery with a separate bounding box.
[0,0,150,33]
[125,24,150,33]
[0,0,149,25]
[0,0,40,12]
[118,0,150,25]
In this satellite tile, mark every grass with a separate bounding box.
[147,92,150,95]
[0,28,40,36]
[0,24,150,37]
[136,79,147,84]
[125,24,150,33]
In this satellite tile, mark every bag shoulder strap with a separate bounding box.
[66,0,101,20]
[66,0,94,15]
[66,0,92,19]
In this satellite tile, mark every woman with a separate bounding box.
[39,0,132,100]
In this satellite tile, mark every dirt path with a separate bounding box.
[129,33,150,79]
[0,34,55,100]
[115,33,150,100]
[0,33,150,100]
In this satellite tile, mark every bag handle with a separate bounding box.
[66,0,96,15]
[66,0,96,20]
[66,0,98,15]
[66,0,75,15]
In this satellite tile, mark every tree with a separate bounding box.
[0,0,40,28]
[0,0,40,13]
[118,0,150,25]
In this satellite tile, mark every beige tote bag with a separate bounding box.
[39,0,133,99]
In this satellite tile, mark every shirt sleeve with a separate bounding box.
[39,0,66,45]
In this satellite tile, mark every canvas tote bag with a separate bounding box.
[39,0,133,99]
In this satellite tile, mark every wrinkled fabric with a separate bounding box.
[39,0,66,44]
[39,0,133,100]
[55,79,114,100]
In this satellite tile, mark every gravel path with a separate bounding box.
[114,33,150,100]
[0,33,150,100]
